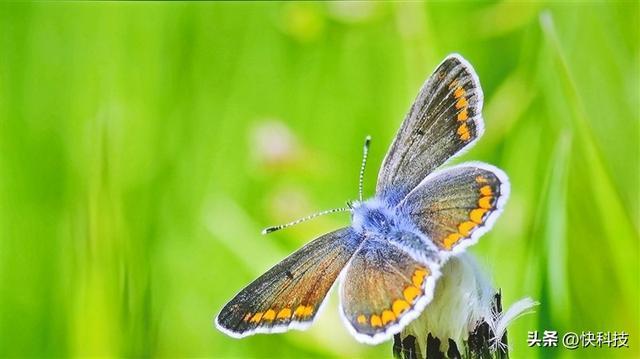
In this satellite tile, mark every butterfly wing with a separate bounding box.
[398,162,509,254]
[339,236,441,344]
[377,54,484,204]
[216,227,363,338]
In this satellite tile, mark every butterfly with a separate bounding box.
[215,54,510,345]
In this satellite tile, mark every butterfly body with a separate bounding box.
[352,198,403,235]
[351,197,440,260]
[216,54,510,345]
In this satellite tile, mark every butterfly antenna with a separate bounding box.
[358,135,372,201]
[262,207,350,235]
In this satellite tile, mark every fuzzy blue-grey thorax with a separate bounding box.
[351,197,412,235]
[350,197,441,263]
[351,198,395,235]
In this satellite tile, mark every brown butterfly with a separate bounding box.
[215,54,509,344]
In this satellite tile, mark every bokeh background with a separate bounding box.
[0,1,638,358]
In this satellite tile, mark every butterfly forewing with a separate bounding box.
[340,236,440,344]
[377,55,484,204]
[216,227,363,337]
[398,163,509,254]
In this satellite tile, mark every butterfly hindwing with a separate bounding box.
[216,227,363,338]
[398,163,509,254]
[377,54,484,203]
[339,236,440,344]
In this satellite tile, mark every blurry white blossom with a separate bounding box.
[328,2,378,24]
[249,119,301,167]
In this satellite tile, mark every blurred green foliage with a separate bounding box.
[0,2,638,358]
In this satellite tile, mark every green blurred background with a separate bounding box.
[0,1,638,358]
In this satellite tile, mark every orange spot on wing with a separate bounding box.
[457,108,468,122]
[470,208,488,224]
[449,79,459,89]
[457,123,471,141]
[276,308,291,320]
[392,299,410,316]
[480,185,493,196]
[443,233,463,249]
[357,314,367,325]
[250,312,263,323]
[455,97,468,109]
[416,267,428,276]
[302,305,314,317]
[476,176,488,184]
[454,86,465,99]
[403,286,421,303]
[243,313,252,322]
[294,305,306,317]
[293,305,313,318]
[479,196,493,209]
[381,310,396,325]
[412,268,428,288]
[458,221,477,236]
[371,314,382,327]
[263,309,276,321]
